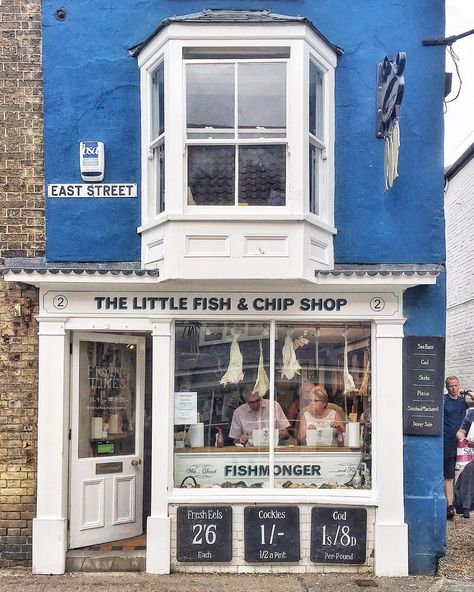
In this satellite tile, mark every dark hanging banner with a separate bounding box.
[311,507,367,564]
[403,336,445,435]
[177,506,232,562]
[244,506,300,562]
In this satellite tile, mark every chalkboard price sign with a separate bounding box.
[311,507,367,564]
[177,506,232,562]
[244,506,300,562]
[403,336,445,435]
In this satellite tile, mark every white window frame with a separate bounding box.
[149,60,165,216]
[137,23,337,231]
[184,57,289,208]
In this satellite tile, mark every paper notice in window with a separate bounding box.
[174,392,198,425]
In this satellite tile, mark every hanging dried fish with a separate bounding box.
[252,340,269,398]
[359,359,370,396]
[280,331,301,380]
[219,329,244,386]
[342,328,359,395]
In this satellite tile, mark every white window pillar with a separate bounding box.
[373,320,408,576]
[32,318,69,574]
[146,319,172,574]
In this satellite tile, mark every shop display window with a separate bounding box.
[174,321,372,490]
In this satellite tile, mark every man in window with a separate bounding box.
[229,390,290,446]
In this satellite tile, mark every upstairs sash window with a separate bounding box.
[186,58,287,206]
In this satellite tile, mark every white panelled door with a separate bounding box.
[69,332,145,548]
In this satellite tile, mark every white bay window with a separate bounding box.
[135,13,338,278]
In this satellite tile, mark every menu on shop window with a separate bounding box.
[403,336,445,436]
[311,506,367,564]
[244,506,300,562]
[177,506,232,562]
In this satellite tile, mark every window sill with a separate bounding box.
[138,212,336,235]
[168,487,377,505]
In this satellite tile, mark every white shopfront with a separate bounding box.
[5,270,439,576]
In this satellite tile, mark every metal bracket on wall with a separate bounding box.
[376,53,406,139]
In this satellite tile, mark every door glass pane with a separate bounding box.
[78,341,137,458]
[238,63,286,137]
[173,321,272,488]
[188,145,235,205]
[238,145,286,206]
[187,64,234,137]
[309,61,324,139]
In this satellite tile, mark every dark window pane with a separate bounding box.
[238,145,286,206]
[238,63,286,136]
[188,146,235,205]
[151,63,164,138]
[187,64,234,136]
[183,47,290,59]
[309,143,319,215]
[156,143,165,213]
[309,62,324,138]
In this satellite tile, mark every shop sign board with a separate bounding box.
[310,507,367,564]
[174,451,361,487]
[177,506,232,562]
[43,290,400,318]
[244,506,300,562]
[403,336,445,435]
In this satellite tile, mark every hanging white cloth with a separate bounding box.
[252,340,269,398]
[219,329,244,386]
[342,328,358,395]
[280,331,301,380]
[384,119,400,191]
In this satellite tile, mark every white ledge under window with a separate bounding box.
[168,488,378,506]
[138,213,337,235]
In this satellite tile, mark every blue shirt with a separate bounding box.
[444,394,467,443]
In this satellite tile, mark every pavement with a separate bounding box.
[0,569,473,592]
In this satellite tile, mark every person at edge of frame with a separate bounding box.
[444,375,474,519]
[455,407,474,518]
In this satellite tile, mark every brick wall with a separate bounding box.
[0,0,43,566]
[445,156,474,388]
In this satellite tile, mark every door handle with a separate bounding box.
[131,459,142,467]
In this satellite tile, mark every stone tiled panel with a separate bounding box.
[169,504,375,574]
[445,156,474,386]
[0,0,43,568]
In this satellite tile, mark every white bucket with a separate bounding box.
[188,422,204,447]
[347,421,360,447]
[91,417,103,439]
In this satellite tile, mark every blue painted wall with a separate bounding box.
[43,0,445,264]
[42,0,447,574]
[404,278,447,574]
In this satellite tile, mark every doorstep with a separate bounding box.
[66,535,146,572]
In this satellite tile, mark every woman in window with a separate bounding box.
[296,385,345,445]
